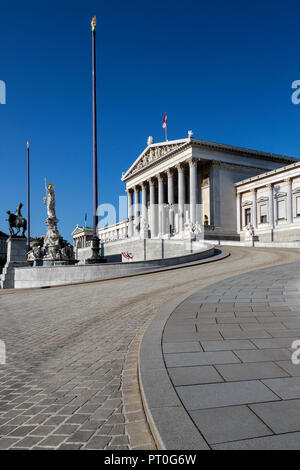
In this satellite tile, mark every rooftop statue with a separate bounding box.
[6,203,27,237]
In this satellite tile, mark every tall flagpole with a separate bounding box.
[88,15,100,262]
[27,141,30,252]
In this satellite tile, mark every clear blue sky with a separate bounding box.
[1,0,300,242]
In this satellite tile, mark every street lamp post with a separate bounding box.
[27,141,30,252]
[88,15,100,262]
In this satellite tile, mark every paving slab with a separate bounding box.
[168,366,223,386]
[176,381,279,410]
[262,377,300,399]
[164,351,240,367]
[190,405,272,444]
[249,400,300,434]
[212,432,300,450]
[215,362,289,381]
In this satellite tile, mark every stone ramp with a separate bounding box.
[139,261,300,450]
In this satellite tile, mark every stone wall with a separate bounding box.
[14,243,216,289]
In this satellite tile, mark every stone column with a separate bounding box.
[134,187,140,236]
[177,163,186,232]
[167,169,175,234]
[127,189,134,238]
[251,189,257,228]
[189,158,198,224]
[236,192,241,232]
[149,178,157,238]
[141,182,148,238]
[285,178,293,224]
[267,184,274,227]
[274,195,278,226]
[158,174,166,237]
[209,164,214,226]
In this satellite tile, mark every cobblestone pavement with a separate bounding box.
[163,261,300,449]
[0,247,299,450]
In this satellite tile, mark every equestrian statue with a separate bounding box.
[6,203,27,237]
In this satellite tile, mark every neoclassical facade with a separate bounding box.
[236,160,300,242]
[72,134,297,251]
[122,134,296,239]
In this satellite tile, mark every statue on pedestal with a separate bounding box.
[6,203,27,237]
[43,182,62,260]
[27,181,74,264]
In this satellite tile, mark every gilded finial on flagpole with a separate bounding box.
[91,16,96,32]
[27,141,29,149]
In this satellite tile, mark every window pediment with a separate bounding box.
[242,200,252,207]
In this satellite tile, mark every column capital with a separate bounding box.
[167,168,174,177]
[187,157,198,167]
[250,188,257,194]
[148,177,156,186]
[285,177,292,184]
[140,181,147,190]
[157,173,165,182]
[126,188,133,195]
[266,183,273,189]
[133,185,140,193]
[176,162,185,173]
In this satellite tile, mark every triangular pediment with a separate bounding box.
[122,139,188,181]
[72,225,93,236]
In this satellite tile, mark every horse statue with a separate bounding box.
[6,203,27,237]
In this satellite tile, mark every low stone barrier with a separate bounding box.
[14,244,216,289]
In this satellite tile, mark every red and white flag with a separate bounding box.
[162,112,167,130]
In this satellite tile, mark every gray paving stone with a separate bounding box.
[164,351,240,368]
[83,435,111,449]
[250,399,300,433]
[150,406,209,450]
[190,405,272,444]
[140,369,180,408]
[200,340,255,351]
[67,430,94,443]
[176,380,279,410]
[162,342,202,354]
[8,425,37,437]
[251,338,298,349]
[12,436,43,448]
[262,377,300,399]
[168,366,223,386]
[38,435,68,448]
[0,437,20,450]
[212,432,300,450]
[234,348,291,363]
[53,424,79,435]
[276,361,300,376]
[215,362,289,381]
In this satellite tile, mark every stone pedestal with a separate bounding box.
[1,237,28,289]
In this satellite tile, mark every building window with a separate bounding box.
[245,208,251,225]
[277,199,286,220]
[296,196,300,216]
[260,204,268,224]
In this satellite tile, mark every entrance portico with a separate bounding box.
[122,133,296,239]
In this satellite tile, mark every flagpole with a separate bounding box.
[27,141,30,252]
[88,15,100,262]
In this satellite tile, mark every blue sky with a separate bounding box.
[1,0,300,242]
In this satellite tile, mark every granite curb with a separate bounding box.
[138,286,211,450]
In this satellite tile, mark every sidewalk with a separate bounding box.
[139,261,300,449]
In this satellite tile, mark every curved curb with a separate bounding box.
[138,286,211,450]
[7,249,229,292]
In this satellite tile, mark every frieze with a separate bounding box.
[125,143,186,178]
